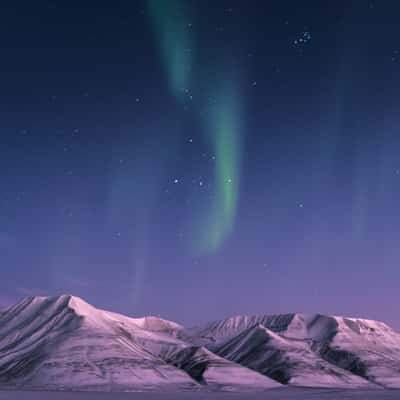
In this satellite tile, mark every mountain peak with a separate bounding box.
[17,294,97,316]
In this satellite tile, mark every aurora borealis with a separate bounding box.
[2,1,400,329]
[201,81,242,252]
[148,0,242,252]
[147,0,192,99]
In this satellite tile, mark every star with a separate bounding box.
[173,179,179,184]
[293,31,312,47]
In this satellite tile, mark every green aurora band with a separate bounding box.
[147,0,192,99]
[202,83,241,252]
[147,0,241,252]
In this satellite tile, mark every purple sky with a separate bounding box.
[1,0,400,329]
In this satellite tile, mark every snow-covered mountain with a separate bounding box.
[0,296,399,392]
[0,295,193,390]
[0,295,277,391]
[213,324,375,388]
[186,313,400,388]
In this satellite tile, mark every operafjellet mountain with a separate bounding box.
[0,295,399,392]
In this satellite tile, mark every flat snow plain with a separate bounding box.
[0,389,399,400]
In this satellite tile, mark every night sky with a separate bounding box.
[1,0,400,328]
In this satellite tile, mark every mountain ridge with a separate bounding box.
[0,295,399,392]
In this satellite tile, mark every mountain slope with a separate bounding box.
[317,316,400,388]
[214,324,375,388]
[187,313,400,388]
[0,295,196,390]
[166,345,281,390]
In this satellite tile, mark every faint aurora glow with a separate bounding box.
[147,0,192,100]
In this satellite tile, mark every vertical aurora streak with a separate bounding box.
[147,0,242,252]
[147,0,192,99]
[202,83,241,252]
